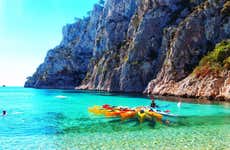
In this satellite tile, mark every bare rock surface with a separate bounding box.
[25,0,230,101]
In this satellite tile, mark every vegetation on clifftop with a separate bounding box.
[194,39,230,77]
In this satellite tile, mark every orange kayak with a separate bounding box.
[120,111,136,121]
[105,111,121,117]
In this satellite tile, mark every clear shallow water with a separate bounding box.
[0,87,230,149]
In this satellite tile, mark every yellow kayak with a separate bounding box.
[89,105,168,124]
[88,106,108,115]
[88,106,100,113]
[146,111,163,122]
[137,111,146,123]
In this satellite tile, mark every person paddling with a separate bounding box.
[151,101,159,108]
[2,110,7,116]
[150,96,159,109]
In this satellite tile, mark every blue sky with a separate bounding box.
[0,0,98,86]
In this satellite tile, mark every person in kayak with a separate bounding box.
[150,96,159,109]
[2,110,7,116]
[151,101,159,108]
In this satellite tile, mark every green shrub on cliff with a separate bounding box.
[132,13,140,29]
[200,40,230,65]
[194,39,230,77]
[224,56,230,69]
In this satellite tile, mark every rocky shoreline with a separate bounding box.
[145,71,230,101]
[25,0,230,101]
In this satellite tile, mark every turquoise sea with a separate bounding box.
[0,87,230,149]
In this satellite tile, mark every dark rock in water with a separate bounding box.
[2,85,6,87]
[26,0,230,100]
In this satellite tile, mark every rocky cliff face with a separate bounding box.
[25,0,230,100]
[145,0,230,100]
[79,0,206,92]
[25,4,103,89]
[145,39,230,101]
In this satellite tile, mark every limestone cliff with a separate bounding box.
[25,4,103,89]
[145,1,230,100]
[145,40,230,101]
[79,0,206,92]
[25,0,230,100]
